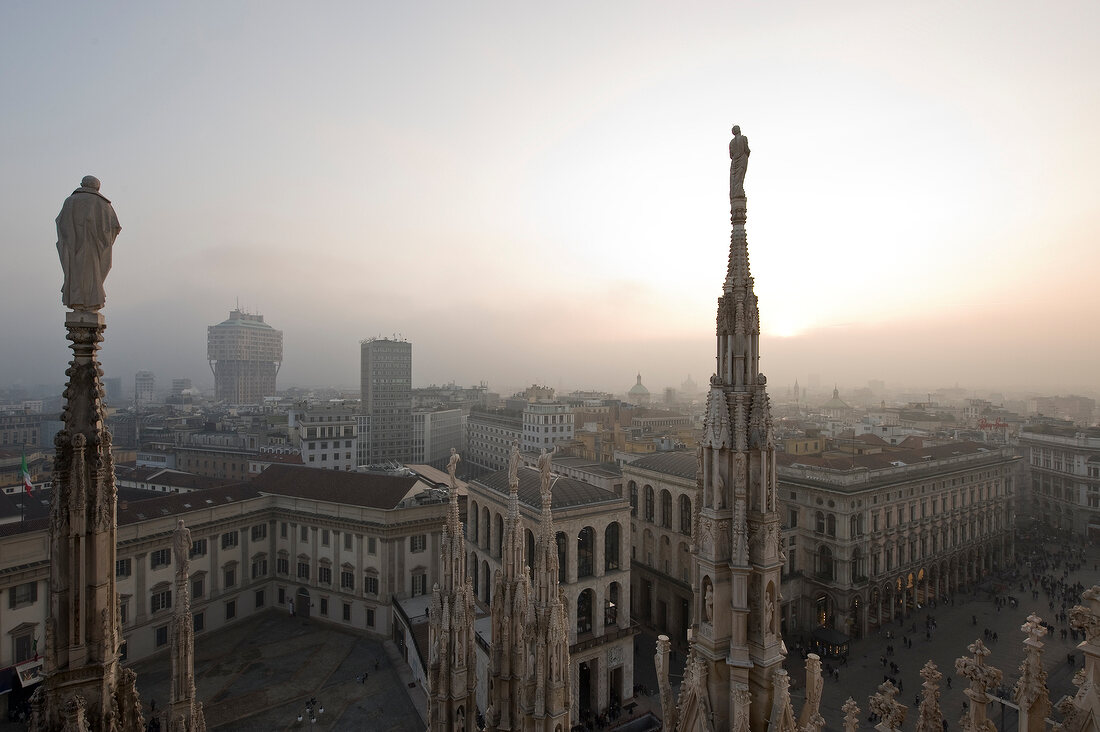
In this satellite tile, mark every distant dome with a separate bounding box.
[628,373,650,397]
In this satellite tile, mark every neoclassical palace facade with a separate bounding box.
[778,441,1018,641]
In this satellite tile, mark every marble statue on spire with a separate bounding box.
[729,125,750,202]
[55,176,121,311]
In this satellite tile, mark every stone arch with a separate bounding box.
[629,481,638,516]
[481,559,490,603]
[679,494,692,535]
[494,512,504,559]
[577,588,594,635]
[659,489,673,529]
[555,531,568,584]
[816,544,834,581]
[481,505,490,550]
[604,522,620,572]
[577,526,595,578]
[826,513,836,537]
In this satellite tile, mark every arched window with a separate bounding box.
[815,511,825,534]
[494,513,504,559]
[679,495,692,535]
[556,532,568,584]
[526,528,535,579]
[660,490,672,529]
[851,547,864,580]
[817,545,834,581]
[577,588,594,635]
[605,582,621,627]
[468,500,478,541]
[644,486,655,523]
[481,506,490,550]
[604,523,620,572]
[577,527,594,578]
[826,513,836,537]
[629,481,638,517]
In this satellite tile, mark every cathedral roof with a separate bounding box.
[627,451,697,480]
[475,467,621,510]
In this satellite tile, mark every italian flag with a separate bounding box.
[21,450,33,496]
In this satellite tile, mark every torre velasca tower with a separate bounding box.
[207,309,283,404]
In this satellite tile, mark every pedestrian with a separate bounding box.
[946,676,952,689]
[289,598,295,616]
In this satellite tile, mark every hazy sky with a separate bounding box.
[2,2,1098,398]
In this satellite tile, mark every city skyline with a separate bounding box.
[2,2,1098,394]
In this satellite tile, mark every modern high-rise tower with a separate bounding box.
[360,337,412,464]
[207,309,283,404]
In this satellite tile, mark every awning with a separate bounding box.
[15,659,44,688]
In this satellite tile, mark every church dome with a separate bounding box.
[628,373,650,398]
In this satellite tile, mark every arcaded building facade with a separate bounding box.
[777,441,1018,640]
[466,467,635,721]
[1018,424,1100,540]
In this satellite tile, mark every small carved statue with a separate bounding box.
[729,125,750,201]
[56,175,122,310]
[447,447,461,484]
[173,519,192,575]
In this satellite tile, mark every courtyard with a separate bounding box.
[130,610,425,731]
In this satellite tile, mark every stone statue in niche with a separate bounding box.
[56,175,122,311]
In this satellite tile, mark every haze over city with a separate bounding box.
[2,1,1098,395]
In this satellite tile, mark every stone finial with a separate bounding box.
[915,660,944,732]
[869,681,907,732]
[655,635,677,731]
[842,698,861,732]
[955,638,1002,732]
[1015,614,1052,732]
[506,439,521,491]
[799,653,825,732]
[1055,586,1100,732]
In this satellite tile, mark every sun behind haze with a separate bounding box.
[1,1,1097,395]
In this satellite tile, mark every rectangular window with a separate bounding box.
[255,590,265,608]
[251,524,267,541]
[366,608,375,627]
[344,533,353,551]
[192,577,204,599]
[277,557,289,575]
[252,558,268,579]
[119,600,128,625]
[368,538,377,554]
[320,598,329,616]
[116,558,132,578]
[412,573,427,596]
[365,576,379,595]
[300,526,309,542]
[193,612,204,633]
[151,549,171,569]
[410,535,427,553]
[155,625,168,647]
[343,602,351,621]
[319,566,332,584]
[224,566,236,588]
[297,562,310,580]
[322,529,330,546]
[280,522,288,538]
[151,589,172,613]
[225,600,236,620]
[341,571,354,590]
[221,531,239,549]
[190,539,208,558]
[278,587,286,605]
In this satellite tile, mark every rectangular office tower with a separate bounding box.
[361,337,412,464]
[208,309,283,404]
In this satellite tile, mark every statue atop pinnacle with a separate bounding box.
[729,125,750,204]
